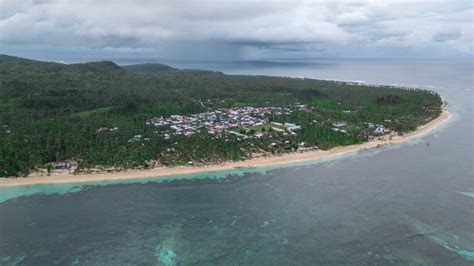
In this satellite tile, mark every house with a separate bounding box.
[287,125,301,132]
[332,121,347,127]
[51,161,69,170]
[374,127,384,134]
[271,122,283,126]
[207,114,217,121]
[144,160,156,168]
[373,125,390,135]
[129,134,143,142]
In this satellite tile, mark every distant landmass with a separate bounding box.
[0,54,443,177]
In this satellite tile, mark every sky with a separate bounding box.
[0,0,473,61]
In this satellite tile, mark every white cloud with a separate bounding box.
[0,0,472,59]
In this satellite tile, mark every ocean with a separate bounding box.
[0,59,473,265]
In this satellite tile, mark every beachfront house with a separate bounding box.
[51,161,70,170]
[373,125,390,135]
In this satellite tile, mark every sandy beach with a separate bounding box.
[0,105,450,187]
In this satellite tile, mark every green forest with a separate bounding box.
[0,55,442,177]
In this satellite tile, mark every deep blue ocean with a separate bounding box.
[0,59,473,265]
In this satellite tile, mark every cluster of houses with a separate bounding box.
[147,106,304,137]
[331,121,391,136]
[332,121,348,134]
[366,123,390,135]
[267,140,318,152]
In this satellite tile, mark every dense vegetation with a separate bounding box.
[122,63,176,74]
[0,54,442,177]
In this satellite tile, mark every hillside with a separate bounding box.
[122,63,176,74]
[0,54,123,76]
[0,55,442,177]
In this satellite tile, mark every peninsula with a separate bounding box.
[0,55,447,185]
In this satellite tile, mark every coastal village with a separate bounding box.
[51,104,393,171]
[15,103,397,172]
[143,104,390,142]
[146,106,304,139]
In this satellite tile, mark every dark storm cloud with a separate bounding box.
[0,0,472,59]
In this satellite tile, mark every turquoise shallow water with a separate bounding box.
[0,146,372,204]
[0,59,472,265]
[0,168,261,204]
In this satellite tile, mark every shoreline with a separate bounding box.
[0,106,451,187]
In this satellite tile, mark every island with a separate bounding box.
[0,54,449,185]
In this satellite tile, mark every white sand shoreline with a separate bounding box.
[0,106,450,187]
